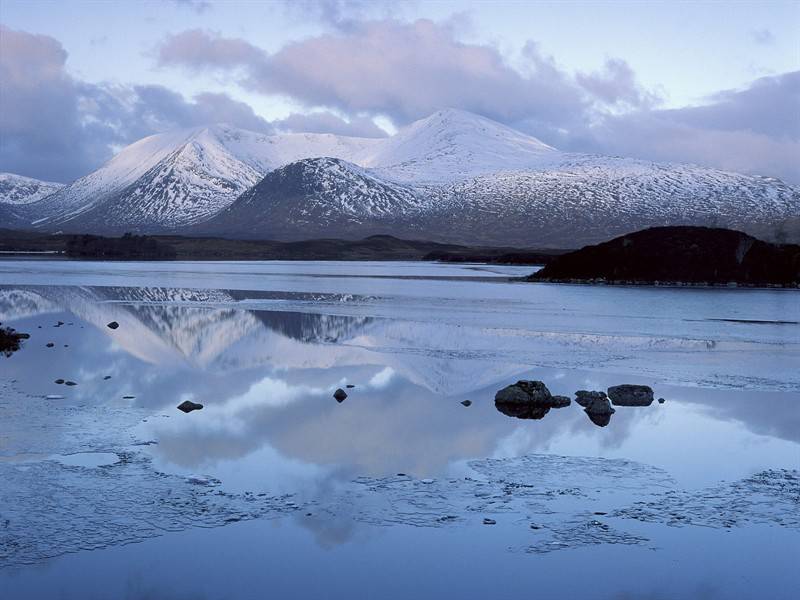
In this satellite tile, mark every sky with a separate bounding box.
[0,0,798,183]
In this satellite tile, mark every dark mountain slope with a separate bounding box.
[530,226,800,286]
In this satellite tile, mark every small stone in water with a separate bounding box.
[483,518,496,525]
[461,400,472,407]
[333,388,348,402]
[107,321,119,330]
[177,400,203,413]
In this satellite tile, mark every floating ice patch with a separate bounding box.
[51,452,120,468]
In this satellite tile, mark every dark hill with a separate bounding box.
[530,226,800,287]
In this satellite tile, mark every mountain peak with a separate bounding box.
[406,108,556,150]
[0,172,64,205]
[360,108,559,183]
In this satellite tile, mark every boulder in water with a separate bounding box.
[608,384,654,406]
[495,380,569,420]
[583,397,615,427]
[575,390,607,407]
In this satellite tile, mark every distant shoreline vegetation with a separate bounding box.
[65,233,177,260]
[0,231,566,264]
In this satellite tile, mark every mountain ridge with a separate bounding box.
[2,109,798,245]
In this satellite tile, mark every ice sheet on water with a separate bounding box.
[1,444,796,568]
[0,452,301,567]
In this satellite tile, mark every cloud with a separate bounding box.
[280,0,408,31]
[573,71,800,183]
[0,26,276,182]
[165,0,212,14]
[4,19,797,185]
[576,58,662,109]
[157,20,602,133]
[0,27,376,181]
[0,25,107,183]
[750,28,775,45]
[154,19,800,182]
[157,28,265,71]
[273,111,388,137]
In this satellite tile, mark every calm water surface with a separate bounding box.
[0,260,798,599]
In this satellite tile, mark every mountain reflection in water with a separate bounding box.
[0,282,798,485]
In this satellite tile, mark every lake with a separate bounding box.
[0,260,798,599]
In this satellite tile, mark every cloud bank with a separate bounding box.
[156,20,799,183]
[2,17,798,184]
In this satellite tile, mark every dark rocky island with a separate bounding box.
[529,226,800,287]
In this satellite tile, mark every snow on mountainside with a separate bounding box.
[3,108,799,243]
[358,108,559,184]
[25,124,379,231]
[204,157,422,239]
[0,173,63,205]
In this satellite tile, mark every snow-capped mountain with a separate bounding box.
[0,173,63,205]
[0,173,63,229]
[24,124,379,232]
[204,157,422,239]
[358,108,559,184]
[3,109,799,245]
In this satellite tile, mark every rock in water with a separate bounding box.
[608,384,654,406]
[483,518,497,525]
[106,321,119,330]
[575,390,607,407]
[658,397,666,404]
[495,380,569,420]
[461,400,472,407]
[550,395,571,408]
[583,398,615,427]
[346,384,355,389]
[495,380,552,405]
[333,388,348,402]
[177,400,203,413]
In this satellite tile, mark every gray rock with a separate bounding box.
[461,400,472,407]
[608,384,654,406]
[333,388,348,402]
[550,395,571,408]
[495,380,552,405]
[106,321,119,330]
[583,397,615,427]
[177,400,203,413]
[495,380,551,420]
[495,380,573,420]
[575,390,607,407]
